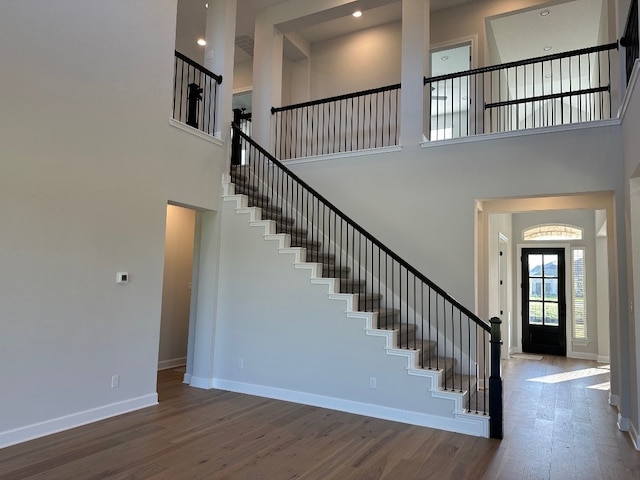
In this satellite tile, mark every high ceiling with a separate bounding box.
[235,0,476,39]
[232,0,477,61]
[177,0,608,66]
[487,0,605,63]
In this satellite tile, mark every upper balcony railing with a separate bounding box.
[621,0,639,85]
[271,84,400,160]
[424,42,618,140]
[172,51,223,136]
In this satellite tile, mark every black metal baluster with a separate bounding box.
[560,59,564,122]
[458,310,462,392]
[443,297,447,387]
[450,303,454,390]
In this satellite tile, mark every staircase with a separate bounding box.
[218,125,500,438]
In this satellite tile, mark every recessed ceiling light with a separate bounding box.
[197,38,207,46]
[543,46,552,51]
[539,10,550,16]
[205,3,208,8]
[352,10,362,18]
[440,55,449,61]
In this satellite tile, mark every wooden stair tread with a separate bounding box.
[305,251,336,263]
[340,279,367,293]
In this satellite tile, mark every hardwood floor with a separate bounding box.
[1,357,639,479]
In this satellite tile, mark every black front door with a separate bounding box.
[521,248,566,356]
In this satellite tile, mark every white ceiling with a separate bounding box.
[235,0,475,39]
[178,0,607,68]
[431,43,472,77]
[233,0,477,62]
[487,0,605,63]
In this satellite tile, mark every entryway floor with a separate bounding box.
[494,355,638,479]
[0,357,638,479]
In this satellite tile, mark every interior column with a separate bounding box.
[401,0,430,145]
[252,11,284,149]
[205,0,237,141]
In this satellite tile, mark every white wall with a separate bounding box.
[310,21,402,99]
[233,61,253,91]
[595,209,611,363]
[303,1,561,101]
[175,0,207,63]
[0,0,226,447]
[212,197,488,437]
[431,0,566,68]
[621,61,640,444]
[488,213,513,356]
[289,125,623,310]
[159,205,196,369]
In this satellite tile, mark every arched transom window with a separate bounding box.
[523,224,583,241]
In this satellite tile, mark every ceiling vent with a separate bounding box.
[235,34,255,57]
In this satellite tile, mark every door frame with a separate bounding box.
[429,35,478,139]
[516,243,572,355]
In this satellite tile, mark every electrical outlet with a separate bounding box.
[369,376,377,389]
[237,358,244,369]
[111,374,120,388]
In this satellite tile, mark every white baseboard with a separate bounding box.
[597,355,610,364]
[0,393,158,449]
[630,421,640,451]
[609,393,620,407]
[157,357,187,371]
[183,373,192,384]
[212,378,489,438]
[190,376,216,389]
[618,413,631,432]
[567,351,598,361]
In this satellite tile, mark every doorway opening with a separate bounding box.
[476,193,613,364]
[158,204,197,371]
[429,40,473,140]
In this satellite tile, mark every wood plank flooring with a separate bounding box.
[1,357,639,479]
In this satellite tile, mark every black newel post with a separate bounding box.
[489,317,503,439]
[231,108,243,167]
[187,83,203,129]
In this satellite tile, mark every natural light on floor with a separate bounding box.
[587,382,611,391]
[527,365,610,384]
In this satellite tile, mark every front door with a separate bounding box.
[521,248,566,355]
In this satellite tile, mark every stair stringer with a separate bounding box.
[225,174,479,380]
[213,186,490,438]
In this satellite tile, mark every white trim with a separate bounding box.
[282,145,403,165]
[157,357,187,371]
[567,351,598,361]
[597,355,610,363]
[232,86,253,95]
[190,376,216,389]
[618,413,631,432]
[168,118,225,146]
[609,392,620,406]
[618,59,640,122]
[183,373,192,384]
[630,421,640,451]
[421,118,619,149]
[0,394,157,449]
[430,35,479,70]
[212,378,489,438]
